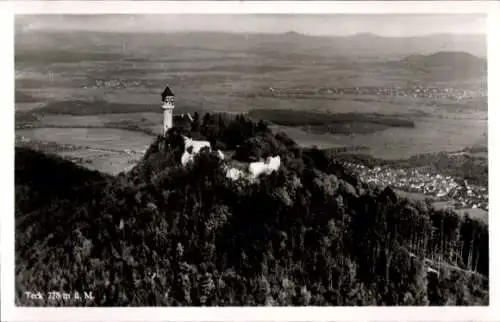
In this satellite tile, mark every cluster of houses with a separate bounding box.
[342,161,488,211]
[266,85,484,102]
[88,79,143,89]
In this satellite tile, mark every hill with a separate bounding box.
[15,113,488,306]
[400,51,487,80]
[15,30,487,62]
[283,31,306,37]
[403,51,485,66]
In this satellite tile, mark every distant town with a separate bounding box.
[266,85,486,102]
[85,80,486,103]
[342,161,488,212]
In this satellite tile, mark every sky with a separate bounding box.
[16,14,486,37]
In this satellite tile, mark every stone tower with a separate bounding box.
[161,86,175,136]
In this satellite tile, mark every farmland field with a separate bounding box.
[16,127,154,152]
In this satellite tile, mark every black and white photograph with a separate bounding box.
[2,1,498,318]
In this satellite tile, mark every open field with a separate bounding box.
[16,127,154,174]
[57,150,143,174]
[15,131,151,175]
[17,112,161,129]
[16,127,154,151]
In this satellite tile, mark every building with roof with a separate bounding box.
[161,86,194,135]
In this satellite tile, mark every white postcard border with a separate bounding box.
[1,1,498,322]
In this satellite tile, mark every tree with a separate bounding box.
[191,112,202,133]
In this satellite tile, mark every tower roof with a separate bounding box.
[161,86,175,101]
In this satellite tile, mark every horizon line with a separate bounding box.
[16,28,487,38]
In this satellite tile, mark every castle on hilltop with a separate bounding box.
[160,85,281,178]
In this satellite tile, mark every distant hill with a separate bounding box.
[15,30,487,62]
[400,51,487,79]
[283,30,306,37]
[402,51,486,68]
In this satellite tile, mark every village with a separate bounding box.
[342,161,488,211]
[267,85,485,102]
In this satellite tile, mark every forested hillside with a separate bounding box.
[15,113,489,306]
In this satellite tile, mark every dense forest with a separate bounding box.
[247,109,415,135]
[15,112,488,306]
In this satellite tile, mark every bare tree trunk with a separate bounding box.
[440,218,444,268]
[468,225,476,271]
[182,187,188,217]
[385,250,392,283]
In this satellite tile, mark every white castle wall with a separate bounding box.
[180,136,227,167]
[248,156,281,179]
[224,156,281,182]
[226,167,244,181]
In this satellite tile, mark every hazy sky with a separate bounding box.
[16,14,486,37]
